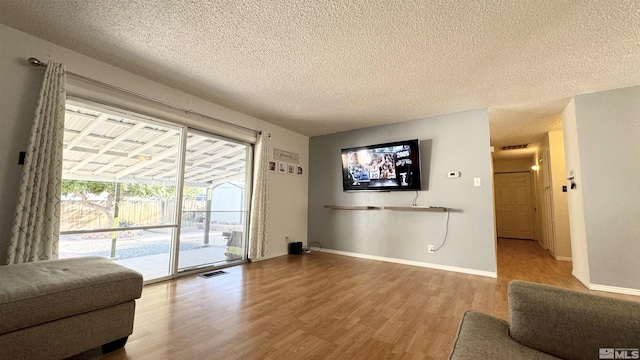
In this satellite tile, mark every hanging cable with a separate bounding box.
[412,191,419,206]
[303,242,322,254]
[432,208,450,252]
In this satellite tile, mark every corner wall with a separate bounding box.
[561,99,590,285]
[547,130,571,259]
[308,109,497,275]
[573,86,640,291]
[0,24,308,261]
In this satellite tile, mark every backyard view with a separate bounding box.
[59,180,246,279]
[60,101,250,280]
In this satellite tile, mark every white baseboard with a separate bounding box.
[321,248,497,279]
[572,270,590,289]
[589,284,640,297]
[553,255,572,261]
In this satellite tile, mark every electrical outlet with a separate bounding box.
[428,245,434,253]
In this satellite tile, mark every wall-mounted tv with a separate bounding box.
[341,139,422,191]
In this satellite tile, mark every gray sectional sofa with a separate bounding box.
[0,257,143,359]
[449,280,640,360]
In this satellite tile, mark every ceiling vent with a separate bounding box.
[500,144,530,151]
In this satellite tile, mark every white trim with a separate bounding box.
[321,249,497,279]
[572,270,590,288]
[538,240,549,250]
[553,255,572,261]
[253,251,287,262]
[589,284,640,297]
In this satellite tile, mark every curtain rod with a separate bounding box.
[27,57,262,136]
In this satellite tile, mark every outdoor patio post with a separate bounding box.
[110,182,121,258]
[204,187,212,245]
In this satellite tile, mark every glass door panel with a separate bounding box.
[178,130,249,271]
[59,101,182,281]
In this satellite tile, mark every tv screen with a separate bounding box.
[342,139,422,191]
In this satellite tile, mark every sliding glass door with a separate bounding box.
[59,99,252,281]
[177,130,251,271]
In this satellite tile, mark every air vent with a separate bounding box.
[500,144,529,150]
[198,270,228,279]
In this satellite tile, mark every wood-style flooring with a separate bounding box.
[94,238,638,360]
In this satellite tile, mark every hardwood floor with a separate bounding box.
[96,239,638,360]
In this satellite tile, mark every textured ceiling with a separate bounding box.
[1,1,639,160]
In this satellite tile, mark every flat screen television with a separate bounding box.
[341,139,422,191]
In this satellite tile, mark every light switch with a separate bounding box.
[474,177,481,187]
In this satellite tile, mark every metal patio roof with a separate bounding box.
[63,103,247,188]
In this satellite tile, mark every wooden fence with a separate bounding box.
[60,200,210,231]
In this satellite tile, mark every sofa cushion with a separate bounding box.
[508,280,640,360]
[0,257,143,335]
[449,310,559,360]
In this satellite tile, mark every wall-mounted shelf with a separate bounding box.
[384,206,447,212]
[324,205,381,210]
[324,205,447,212]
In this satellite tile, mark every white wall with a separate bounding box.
[531,151,546,249]
[547,130,571,259]
[308,109,497,276]
[561,100,590,285]
[262,125,309,257]
[573,86,640,290]
[0,24,308,262]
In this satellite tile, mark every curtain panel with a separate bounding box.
[7,62,66,264]
[248,132,269,260]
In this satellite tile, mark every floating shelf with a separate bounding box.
[383,206,447,212]
[324,205,447,212]
[324,205,381,210]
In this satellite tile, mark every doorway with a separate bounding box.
[177,129,251,272]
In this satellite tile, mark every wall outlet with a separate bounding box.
[474,177,481,187]
[428,245,434,253]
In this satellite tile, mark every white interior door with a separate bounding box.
[495,172,535,239]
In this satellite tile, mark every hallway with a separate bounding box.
[496,237,582,290]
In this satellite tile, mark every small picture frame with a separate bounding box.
[287,163,296,175]
[268,161,276,173]
[278,161,286,174]
[296,166,303,177]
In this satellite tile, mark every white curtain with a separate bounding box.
[7,62,66,264]
[248,132,269,260]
